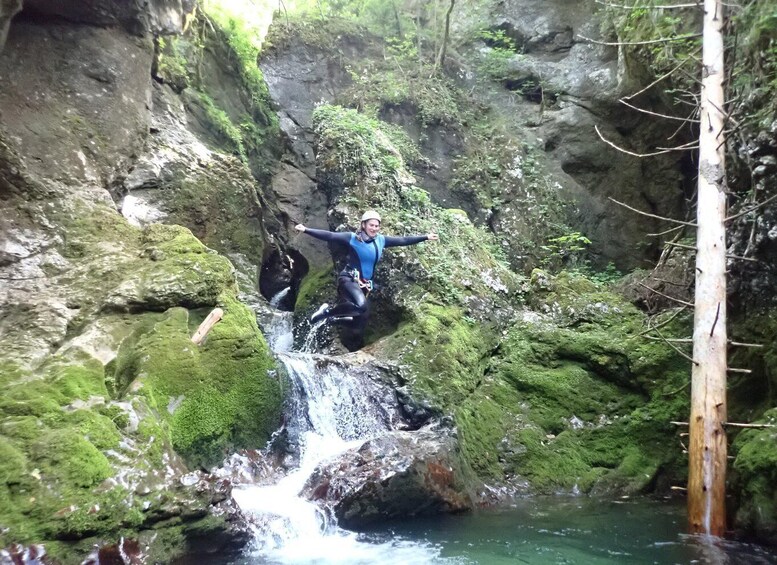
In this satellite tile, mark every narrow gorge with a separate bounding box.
[1,0,776,563]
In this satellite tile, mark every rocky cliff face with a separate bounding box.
[1,0,776,558]
[0,1,282,560]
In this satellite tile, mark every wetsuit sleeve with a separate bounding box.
[382,235,428,248]
[302,228,352,245]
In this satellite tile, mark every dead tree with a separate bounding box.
[688,0,727,537]
[589,0,732,536]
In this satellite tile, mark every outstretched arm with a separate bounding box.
[295,224,352,245]
[383,233,439,248]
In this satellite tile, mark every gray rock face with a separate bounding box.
[728,121,777,304]
[260,39,357,270]
[470,0,687,269]
[0,0,21,52]
[22,0,194,36]
[302,426,474,529]
[0,20,153,187]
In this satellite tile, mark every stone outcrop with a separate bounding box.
[0,3,283,560]
[22,0,194,36]
[302,426,474,528]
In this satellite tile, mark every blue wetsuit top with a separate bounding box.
[302,228,428,281]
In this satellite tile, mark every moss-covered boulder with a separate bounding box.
[116,297,282,469]
[731,408,777,544]
[373,269,690,495]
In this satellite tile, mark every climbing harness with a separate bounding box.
[346,268,374,295]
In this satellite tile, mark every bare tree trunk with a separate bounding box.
[688,0,727,537]
[434,0,455,72]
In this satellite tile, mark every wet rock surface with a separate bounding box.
[302,426,474,529]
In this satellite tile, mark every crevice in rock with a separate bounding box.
[259,246,307,311]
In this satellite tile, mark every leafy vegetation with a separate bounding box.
[474,28,522,82]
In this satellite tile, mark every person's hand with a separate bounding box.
[295,224,306,232]
[427,233,439,241]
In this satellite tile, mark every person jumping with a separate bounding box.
[295,210,438,329]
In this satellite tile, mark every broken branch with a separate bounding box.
[638,282,695,307]
[619,98,700,122]
[609,196,698,226]
[578,33,701,46]
[191,308,224,345]
[725,192,777,222]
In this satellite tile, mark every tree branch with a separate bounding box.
[623,49,701,100]
[647,225,685,237]
[648,324,699,364]
[577,33,702,46]
[638,306,688,336]
[595,0,702,8]
[619,98,700,122]
[609,196,698,226]
[596,125,698,157]
[638,282,695,307]
[725,192,777,222]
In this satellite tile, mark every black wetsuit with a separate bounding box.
[302,228,428,321]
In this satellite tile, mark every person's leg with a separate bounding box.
[310,276,367,323]
[327,276,368,317]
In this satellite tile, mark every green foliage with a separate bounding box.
[195,91,246,157]
[729,2,777,126]
[346,64,462,127]
[475,29,521,82]
[156,36,191,91]
[313,104,417,199]
[540,232,591,270]
[451,129,572,271]
[206,6,274,107]
[601,1,702,93]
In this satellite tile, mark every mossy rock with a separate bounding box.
[294,266,334,313]
[731,407,777,542]
[378,302,493,408]
[114,296,282,468]
[0,437,28,487]
[30,429,112,489]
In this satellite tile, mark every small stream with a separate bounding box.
[228,293,777,565]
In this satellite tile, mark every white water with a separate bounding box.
[233,290,449,564]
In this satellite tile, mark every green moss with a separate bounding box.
[57,411,122,451]
[134,415,166,468]
[114,297,281,469]
[48,359,108,401]
[0,437,28,486]
[731,408,777,537]
[434,268,689,493]
[454,378,522,478]
[0,380,66,417]
[295,266,335,312]
[58,487,144,540]
[171,386,233,466]
[163,163,266,263]
[0,416,44,442]
[31,429,112,489]
[383,303,492,407]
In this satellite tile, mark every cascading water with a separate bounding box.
[231,289,448,564]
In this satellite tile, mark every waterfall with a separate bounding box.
[231,288,447,564]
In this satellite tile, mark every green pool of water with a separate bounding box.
[355,497,777,565]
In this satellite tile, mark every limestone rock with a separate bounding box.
[21,0,194,36]
[302,426,474,529]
